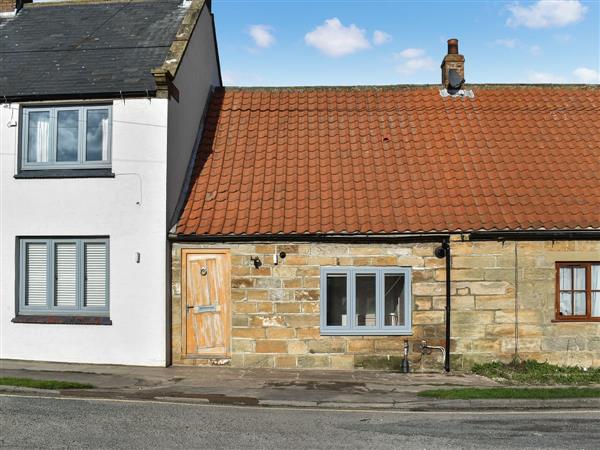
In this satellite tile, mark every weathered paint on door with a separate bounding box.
[181,250,230,357]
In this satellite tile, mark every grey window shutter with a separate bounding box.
[55,243,77,307]
[84,243,107,308]
[25,242,48,306]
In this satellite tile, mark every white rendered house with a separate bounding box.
[0,0,221,366]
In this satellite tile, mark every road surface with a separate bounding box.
[1,394,599,449]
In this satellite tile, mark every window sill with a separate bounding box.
[320,329,413,336]
[552,318,600,323]
[14,169,115,179]
[12,315,112,325]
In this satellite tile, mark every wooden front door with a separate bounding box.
[181,250,230,357]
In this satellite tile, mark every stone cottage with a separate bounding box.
[169,41,600,371]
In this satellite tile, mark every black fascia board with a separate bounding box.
[469,230,600,241]
[1,90,155,104]
[168,233,451,244]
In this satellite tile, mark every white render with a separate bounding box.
[167,4,221,228]
[0,5,220,366]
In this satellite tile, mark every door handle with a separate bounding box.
[187,304,220,313]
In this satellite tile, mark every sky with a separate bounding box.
[212,0,600,86]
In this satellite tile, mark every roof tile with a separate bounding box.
[177,85,600,236]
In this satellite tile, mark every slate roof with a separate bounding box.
[0,0,186,100]
[176,85,600,236]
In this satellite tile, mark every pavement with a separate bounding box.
[1,359,599,411]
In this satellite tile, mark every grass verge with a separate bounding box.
[0,377,94,390]
[418,387,600,400]
[471,360,600,385]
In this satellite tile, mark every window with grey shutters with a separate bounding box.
[84,243,108,308]
[55,242,77,307]
[24,242,48,307]
[19,238,109,316]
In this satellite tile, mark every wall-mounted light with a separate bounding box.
[273,251,287,265]
[250,256,262,269]
[135,252,141,263]
[434,246,447,259]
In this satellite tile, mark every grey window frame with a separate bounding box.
[18,237,110,316]
[20,105,112,171]
[320,266,412,335]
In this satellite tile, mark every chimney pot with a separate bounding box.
[441,39,465,91]
[447,39,459,55]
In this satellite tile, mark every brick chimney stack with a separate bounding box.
[441,38,465,89]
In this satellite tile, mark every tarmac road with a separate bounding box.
[1,394,599,449]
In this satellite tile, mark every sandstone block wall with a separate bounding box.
[171,240,600,370]
[450,240,600,369]
[0,0,15,13]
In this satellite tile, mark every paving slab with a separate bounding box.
[2,359,598,411]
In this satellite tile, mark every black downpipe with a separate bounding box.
[444,239,451,372]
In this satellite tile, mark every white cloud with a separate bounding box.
[373,30,392,45]
[394,48,434,75]
[529,44,542,55]
[248,24,275,48]
[394,48,426,59]
[304,18,370,57]
[506,0,587,28]
[494,38,518,48]
[573,67,600,83]
[396,57,435,75]
[528,71,566,83]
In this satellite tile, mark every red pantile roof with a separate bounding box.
[176,85,600,236]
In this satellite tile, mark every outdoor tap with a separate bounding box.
[419,340,446,373]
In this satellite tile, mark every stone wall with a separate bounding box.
[171,240,600,370]
[450,240,600,369]
[0,0,15,14]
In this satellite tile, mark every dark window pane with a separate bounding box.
[385,274,405,326]
[27,111,50,162]
[355,274,376,327]
[326,274,347,326]
[86,109,109,161]
[56,110,79,162]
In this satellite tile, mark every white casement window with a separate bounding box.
[320,267,412,335]
[19,238,109,315]
[21,105,112,170]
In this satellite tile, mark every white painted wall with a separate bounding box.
[0,3,221,367]
[166,4,221,227]
[0,99,170,366]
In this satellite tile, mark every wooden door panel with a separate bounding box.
[182,250,230,357]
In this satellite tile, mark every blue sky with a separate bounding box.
[212,0,600,86]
